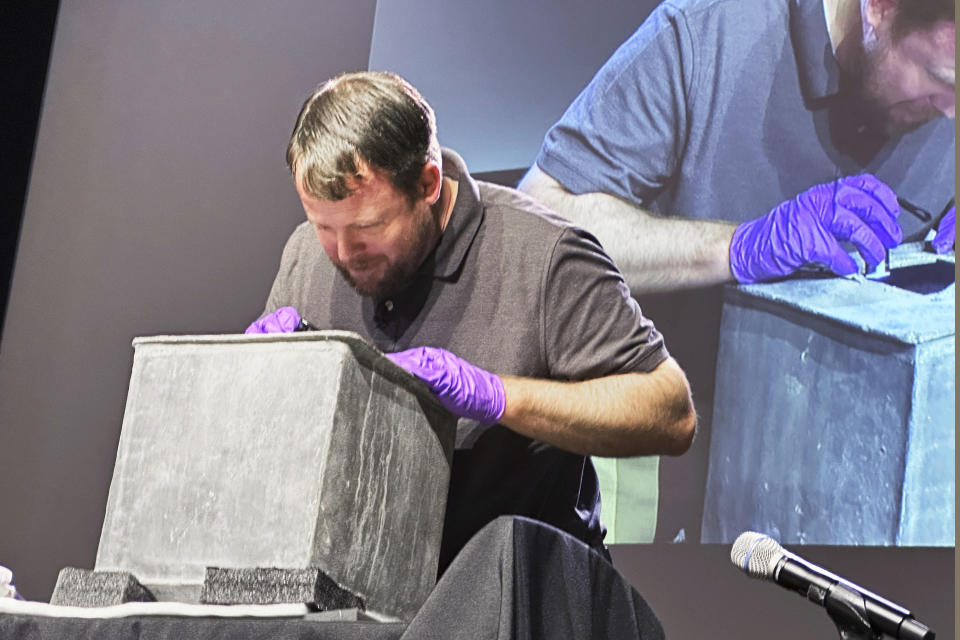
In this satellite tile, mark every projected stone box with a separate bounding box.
[702,256,955,546]
[88,331,456,620]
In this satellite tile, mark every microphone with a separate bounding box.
[730,532,934,640]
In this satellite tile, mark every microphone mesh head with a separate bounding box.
[730,531,784,579]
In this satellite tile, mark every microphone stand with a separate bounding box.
[808,580,882,640]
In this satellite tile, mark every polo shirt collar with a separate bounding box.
[430,148,483,279]
[790,0,842,103]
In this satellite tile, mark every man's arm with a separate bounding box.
[519,164,736,294]
[386,347,694,458]
[499,356,695,457]
[520,165,902,290]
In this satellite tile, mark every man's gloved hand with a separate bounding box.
[244,306,301,334]
[0,565,21,600]
[386,347,506,426]
[729,174,901,283]
[931,205,955,254]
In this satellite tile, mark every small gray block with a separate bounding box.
[50,567,156,607]
[140,583,203,603]
[304,608,381,622]
[200,567,365,610]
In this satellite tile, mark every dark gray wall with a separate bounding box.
[610,544,954,638]
[0,1,953,638]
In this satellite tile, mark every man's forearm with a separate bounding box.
[498,357,695,458]
[518,165,736,294]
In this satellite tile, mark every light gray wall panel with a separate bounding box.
[0,0,376,600]
[368,0,659,172]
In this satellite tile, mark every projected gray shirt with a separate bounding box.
[536,0,955,240]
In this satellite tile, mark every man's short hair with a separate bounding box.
[286,71,441,202]
[891,0,955,40]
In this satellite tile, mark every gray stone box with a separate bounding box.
[701,265,955,546]
[95,331,456,619]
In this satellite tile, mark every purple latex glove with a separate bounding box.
[931,206,955,254]
[730,174,901,283]
[386,346,506,426]
[244,306,301,334]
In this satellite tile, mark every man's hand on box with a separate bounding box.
[245,306,302,334]
[729,174,901,282]
[387,347,505,426]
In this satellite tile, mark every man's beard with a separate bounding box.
[334,204,440,299]
[858,85,941,137]
[853,42,942,137]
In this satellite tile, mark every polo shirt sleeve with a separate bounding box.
[262,222,310,316]
[536,2,697,205]
[541,225,669,380]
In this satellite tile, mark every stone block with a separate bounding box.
[50,568,155,607]
[200,567,363,609]
[95,331,456,619]
[702,259,955,545]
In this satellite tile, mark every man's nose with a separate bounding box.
[336,230,365,263]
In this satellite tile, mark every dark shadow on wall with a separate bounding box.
[0,1,60,343]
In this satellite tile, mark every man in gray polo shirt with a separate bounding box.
[518,0,954,542]
[247,71,696,570]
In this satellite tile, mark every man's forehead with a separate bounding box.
[295,162,396,201]
[906,20,956,81]
[298,169,407,226]
[924,20,956,52]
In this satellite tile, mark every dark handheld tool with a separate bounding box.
[295,318,317,332]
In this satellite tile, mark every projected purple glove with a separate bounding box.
[729,175,901,283]
[244,306,301,334]
[931,206,955,254]
[386,347,506,426]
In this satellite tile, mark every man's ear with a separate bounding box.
[419,161,443,205]
[863,0,897,32]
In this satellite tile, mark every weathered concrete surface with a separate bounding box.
[200,567,364,609]
[95,331,456,619]
[50,568,155,607]
[702,261,955,545]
